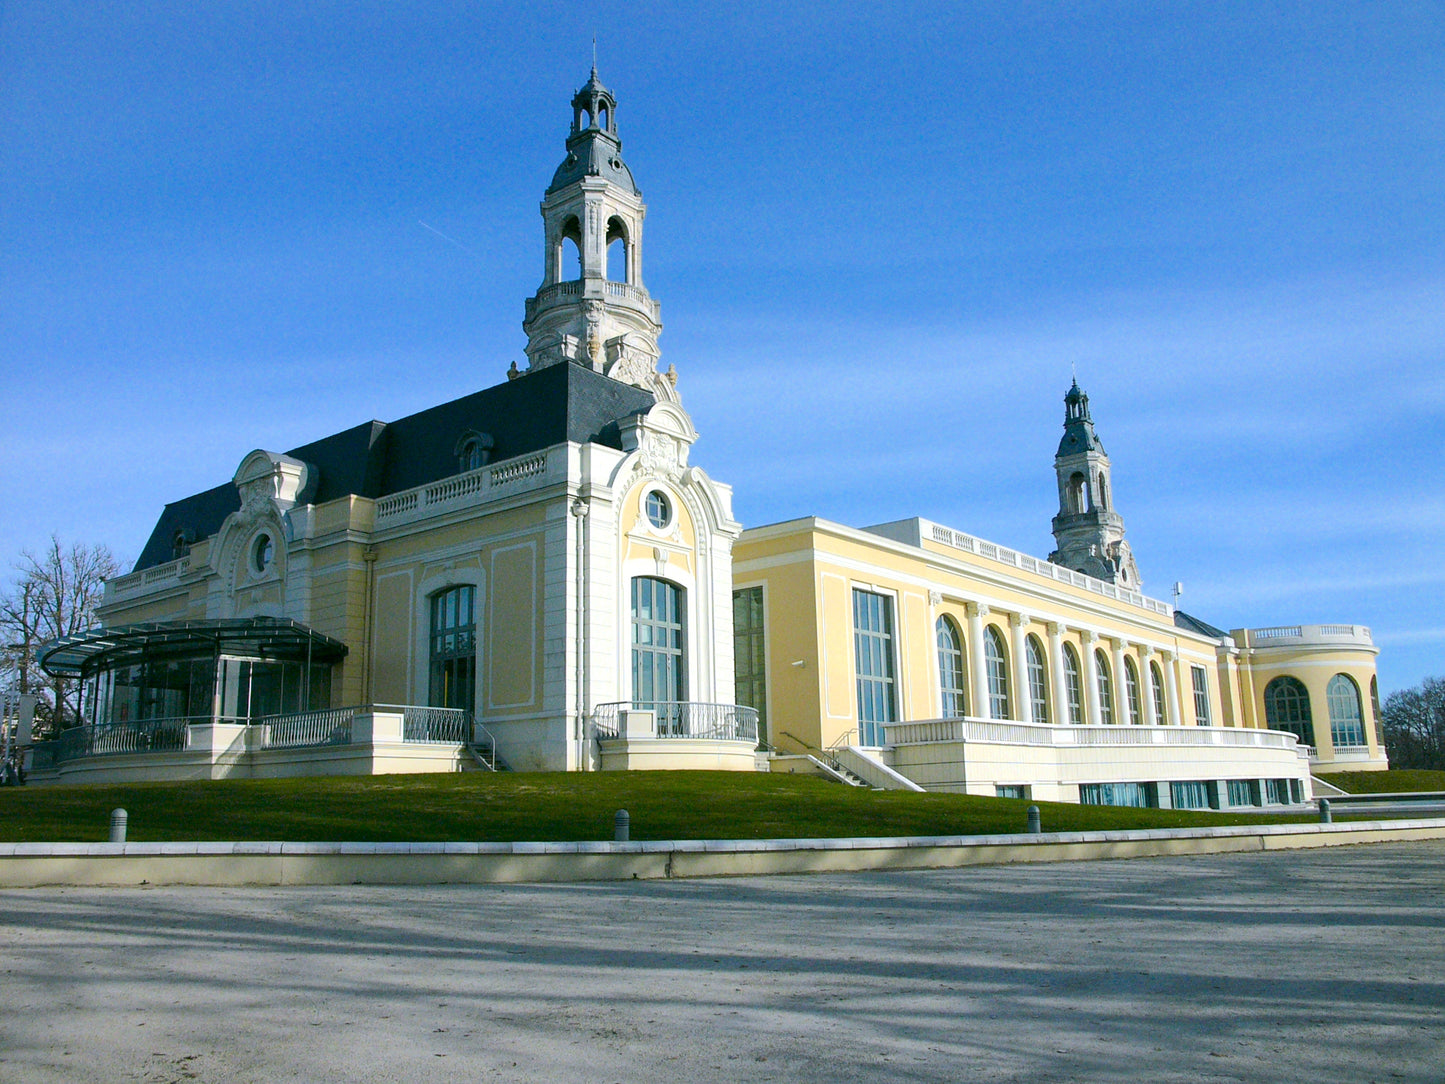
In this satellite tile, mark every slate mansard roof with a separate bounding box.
[134,362,657,571]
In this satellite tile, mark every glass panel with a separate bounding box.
[984,627,1009,720]
[1326,674,1365,747]
[1095,651,1114,725]
[430,585,478,713]
[1191,666,1212,726]
[1124,658,1141,725]
[853,589,896,745]
[1064,645,1083,725]
[936,617,966,719]
[732,587,767,743]
[1026,636,1048,724]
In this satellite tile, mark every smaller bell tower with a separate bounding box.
[522,70,666,394]
[1048,381,1141,588]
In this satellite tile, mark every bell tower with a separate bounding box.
[1048,381,1142,588]
[522,70,668,395]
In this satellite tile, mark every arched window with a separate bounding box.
[1026,635,1048,724]
[1095,649,1115,725]
[632,577,686,733]
[1063,643,1084,724]
[606,216,630,283]
[1068,472,1088,513]
[936,617,967,719]
[598,104,610,130]
[1124,656,1142,725]
[984,626,1010,720]
[1264,676,1314,747]
[557,215,583,282]
[1326,673,1365,748]
[1149,660,1166,726]
[429,584,476,714]
[455,431,493,473]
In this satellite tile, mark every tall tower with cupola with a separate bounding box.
[1048,381,1141,588]
[522,70,671,398]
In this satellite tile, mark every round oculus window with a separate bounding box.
[252,534,274,573]
[644,490,671,530]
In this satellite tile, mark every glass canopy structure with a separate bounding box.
[41,618,348,727]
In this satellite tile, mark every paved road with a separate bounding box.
[3,842,1443,1083]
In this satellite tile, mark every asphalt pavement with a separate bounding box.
[2,841,1442,1083]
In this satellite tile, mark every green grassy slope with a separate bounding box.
[0,771,1318,843]
[1317,769,1445,794]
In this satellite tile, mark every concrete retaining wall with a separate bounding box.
[3,819,1443,888]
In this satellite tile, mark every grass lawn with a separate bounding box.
[0,771,1327,844]
[1317,769,1445,794]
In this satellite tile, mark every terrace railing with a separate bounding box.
[261,707,358,749]
[884,716,1304,751]
[390,705,472,743]
[45,717,197,765]
[592,701,758,742]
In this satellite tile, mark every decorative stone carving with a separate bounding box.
[928,589,943,606]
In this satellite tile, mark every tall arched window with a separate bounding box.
[1149,660,1166,726]
[1068,472,1088,513]
[984,626,1010,720]
[936,617,967,719]
[429,585,476,714]
[1124,657,1142,725]
[606,217,630,283]
[632,577,686,732]
[1063,643,1084,725]
[1326,673,1365,748]
[1095,649,1115,725]
[1264,676,1314,747]
[1026,635,1048,724]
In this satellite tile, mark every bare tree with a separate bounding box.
[1381,677,1445,772]
[0,538,120,735]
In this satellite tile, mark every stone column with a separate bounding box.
[1162,649,1182,727]
[966,602,989,720]
[1079,630,1099,726]
[1009,613,1030,723]
[1111,639,1130,724]
[1047,623,1068,726]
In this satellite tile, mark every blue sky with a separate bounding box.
[1,2,1440,694]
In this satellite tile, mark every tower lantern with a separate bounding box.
[521,70,668,396]
[1048,381,1141,588]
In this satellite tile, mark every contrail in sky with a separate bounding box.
[419,220,485,260]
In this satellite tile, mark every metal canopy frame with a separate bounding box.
[40,617,349,678]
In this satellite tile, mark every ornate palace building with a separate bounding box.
[34,71,1386,806]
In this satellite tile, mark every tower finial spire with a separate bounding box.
[592,34,597,74]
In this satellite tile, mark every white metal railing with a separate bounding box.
[885,716,1303,751]
[924,520,1173,617]
[262,707,357,748]
[43,717,199,764]
[374,450,551,525]
[388,705,472,743]
[593,702,759,742]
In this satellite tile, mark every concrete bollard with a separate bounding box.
[1026,805,1042,834]
[1318,799,1332,824]
[109,808,128,844]
[614,808,630,843]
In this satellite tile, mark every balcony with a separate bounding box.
[591,702,763,772]
[524,278,659,323]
